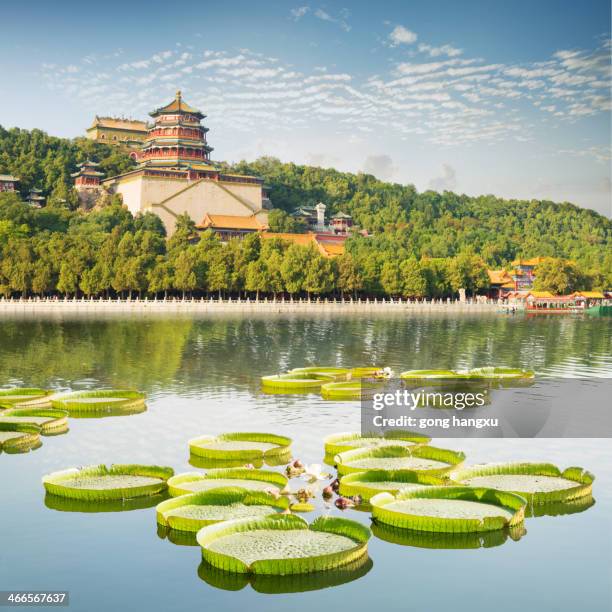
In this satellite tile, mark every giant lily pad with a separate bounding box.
[339,470,446,502]
[45,493,166,513]
[157,487,289,532]
[324,431,430,457]
[370,485,526,533]
[400,367,534,383]
[50,390,145,416]
[261,372,338,392]
[197,514,370,575]
[0,388,50,405]
[189,432,292,462]
[450,462,594,504]
[42,464,174,500]
[168,468,288,497]
[0,422,41,454]
[320,380,384,400]
[334,445,465,477]
[0,408,68,435]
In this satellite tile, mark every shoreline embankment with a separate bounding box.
[0,297,505,316]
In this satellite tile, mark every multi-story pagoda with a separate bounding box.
[103,91,270,236]
[140,91,214,171]
[71,160,104,191]
[26,188,45,208]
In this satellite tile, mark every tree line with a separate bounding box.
[0,125,610,297]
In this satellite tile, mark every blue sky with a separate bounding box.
[1,0,610,215]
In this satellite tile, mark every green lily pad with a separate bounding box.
[197,514,370,575]
[157,487,289,532]
[324,431,430,456]
[0,388,50,405]
[370,485,526,533]
[50,390,145,416]
[335,445,465,477]
[450,462,594,504]
[0,422,42,454]
[339,470,446,501]
[189,432,292,461]
[0,408,68,435]
[168,468,288,497]
[42,464,174,501]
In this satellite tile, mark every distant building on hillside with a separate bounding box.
[72,160,104,208]
[26,188,45,208]
[86,117,148,149]
[0,174,19,192]
[510,257,546,290]
[291,202,353,235]
[102,91,269,236]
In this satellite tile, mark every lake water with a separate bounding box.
[0,312,610,611]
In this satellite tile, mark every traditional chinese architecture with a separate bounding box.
[102,91,269,236]
[0,174,19,192]
[71,160,104,208]
[509,257,546,290]
[197,213,268,241]
[25,188,45,208]
[261,232,345,257]
[291,203,353,235]
[86,117,148,149]
[487,269,515,298]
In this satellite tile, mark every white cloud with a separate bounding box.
[388,25,418,46]
[418,43,462,58]
[428,164,457,191]
[291,6,310,20]
[363,154,396,180]
[313,8,351,31]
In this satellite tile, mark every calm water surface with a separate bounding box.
[0,313,610,612]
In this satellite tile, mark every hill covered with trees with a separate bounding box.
[0,126,609,298]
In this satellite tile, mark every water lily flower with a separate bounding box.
[295,487,314,502]
[301,463,331,483]
[263,487,281,500]
[243,463,255,470]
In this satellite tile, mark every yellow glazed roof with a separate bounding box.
[198,214,267,230]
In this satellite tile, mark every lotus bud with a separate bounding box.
[322,485,334,498]
[351,494,363,505]
[292,459,304,469]
[330,478,340,492]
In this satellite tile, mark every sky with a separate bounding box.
[0,0,610,215]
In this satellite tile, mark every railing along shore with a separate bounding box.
[0,296,505,314]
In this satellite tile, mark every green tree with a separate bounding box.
[533,258,581,294]
[400,257,427,297]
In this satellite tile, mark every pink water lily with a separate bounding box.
[301,463,331,483]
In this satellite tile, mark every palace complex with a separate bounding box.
[100,91,271,236]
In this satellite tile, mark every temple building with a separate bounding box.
[0,174,19,192]
[72,160,104,208]
[292,202,353,235]
[26,188,45,208]
[86,117,148,148]
[102,91,269,235]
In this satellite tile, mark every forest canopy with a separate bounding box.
[0,126,610,298]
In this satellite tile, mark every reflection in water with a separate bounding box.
[44,492,169,513]
[372,521,526,549]
[527,495,596,518]
[157,524,199,547]
[197,555,374,594]
[66,403,147,419]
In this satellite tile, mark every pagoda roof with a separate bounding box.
[261,232,345,258]
[150,91,204,118]
[0,174,19,181]
[78,160,101,167]
[331,211,352,219]
[487,269,513,285]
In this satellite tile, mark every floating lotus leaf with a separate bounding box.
[450,462,594,504]
[339,470,446,501]
[168,468,288,497]
[372,521,526,549]
[45,492,166,513]
[348,367,384,379]
[0,388,50,405]
[0,422,42,454]
[157,524,199,547]
[324,431,430,457]
[198,554,373,593]
[0,407,68,435]
[189,432,292,462]
[42,464,174,500]
[156,487,289,532]
[400,367,534,384]
[320,380,385,400]
[334,445,465,477]
[261,372,338,392]
[370,485,526,533]
[197,514,371,575]
[289,367,351,378]
[50,390,146,416]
